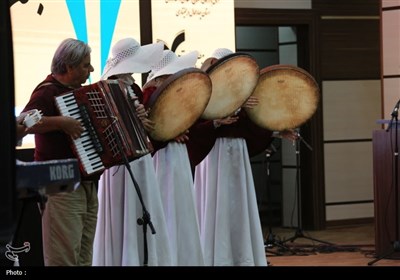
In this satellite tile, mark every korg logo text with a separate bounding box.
[50,164,75,181]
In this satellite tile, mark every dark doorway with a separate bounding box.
[235,8,325,230]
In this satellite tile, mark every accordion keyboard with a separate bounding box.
[55,92,105,175]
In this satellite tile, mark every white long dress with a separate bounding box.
[152,142,204,266]
[93,154,173,266]
[194,137,267,266]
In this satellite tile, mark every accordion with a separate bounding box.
[55,80,153,176]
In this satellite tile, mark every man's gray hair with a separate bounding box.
[51,38,91,74]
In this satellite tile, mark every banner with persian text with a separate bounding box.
[151,0,235,67]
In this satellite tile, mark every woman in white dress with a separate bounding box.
[193,48,270,266]
[141,50,204,266]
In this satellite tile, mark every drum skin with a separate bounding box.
[201,53,259,120]
[245,65,319,131]
[147,67,212,141]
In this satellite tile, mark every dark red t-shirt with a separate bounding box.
[22,75,100,180]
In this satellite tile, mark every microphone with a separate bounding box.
[391,99,400,118]
[387,99,400,132]
[265,143,277,158]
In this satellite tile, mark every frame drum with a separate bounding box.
[147,67,212,141]
[201,53,259,120]
[245,65,319,131]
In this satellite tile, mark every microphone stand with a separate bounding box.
[368,104,400,265]
[109,117,156,266]
[263,143,295,256]
[282,130,333,247]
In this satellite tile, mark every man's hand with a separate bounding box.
[61,116,84,140]
[135,103,155,131]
